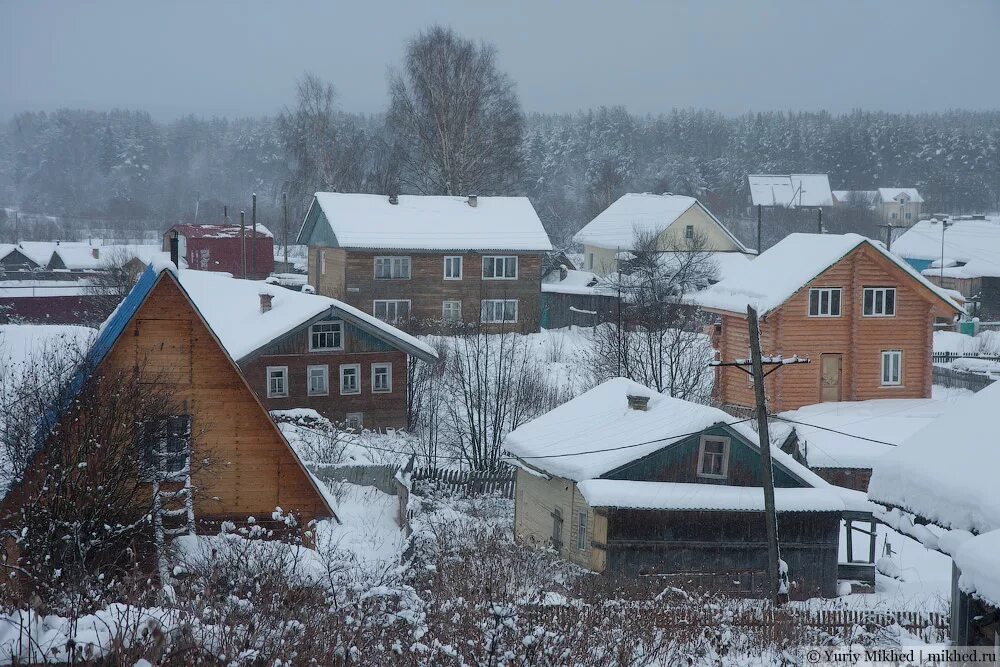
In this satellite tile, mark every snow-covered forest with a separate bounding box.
[2,106,999,246]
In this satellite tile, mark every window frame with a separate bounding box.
[340,363,361,395]
[266,365,289,398]
[345,412,363,430]
[576,510,587,550]
[481,299,518,324]
[307,364,329,396]
[308,320,343,351]
[373,255,412,280]
[443,255,463,280]
[863,287,897,317]
[371,362,392,393]
[696,435,731,480]
[482,255,518,280]
[807,287,842,318]
[140,415,191,482]
[373,299,411,323]
[881,350,903,386]
[442,300,462,322]
[685,224,694,239]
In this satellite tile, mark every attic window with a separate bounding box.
[310,320,343,351]
[685,225,694,239]
[140,415,191,482]
[697,435,730,479]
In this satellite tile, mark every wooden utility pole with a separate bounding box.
[710,309,809,605]
[817,208,823,234]
[282,192,289,269]
[251,192,257,277]
[756,204,762,253]
[879,222,901,251]
[240,210,247,279]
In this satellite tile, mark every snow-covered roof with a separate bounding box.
[577,479,845,513]
[7,242,60,266]
[52,243,167,270]
[177,270,436,362]
[690,233,962,316]
[954,530,1000,607]
[170,223,273,239]
[895,218,1000,278]
[868,380,1000,535]
[305,193,552,252]
[502,377,829,489]
[573,193,748,253]
[748,174,833,208]
[877,188,923,204]
[540,269,616,296]
[777,396,961,470]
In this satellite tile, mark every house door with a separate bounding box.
[820,354,842,402]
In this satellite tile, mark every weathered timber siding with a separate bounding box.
[605,509,841,599]
[714,244,950,412]
[514,469,598,570]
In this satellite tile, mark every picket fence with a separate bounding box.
[410,466,517,498]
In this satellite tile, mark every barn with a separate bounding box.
[164,223,274,279]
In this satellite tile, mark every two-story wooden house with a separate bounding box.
[693,233,962,414]
[503,378,873,598]
[295,193,553,331]
[177,270,437,430]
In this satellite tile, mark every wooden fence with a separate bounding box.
[411,466,517,498]
[932,351,1000,364]
[932,364,996,392]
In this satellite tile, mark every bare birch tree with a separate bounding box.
[387,26,524,196]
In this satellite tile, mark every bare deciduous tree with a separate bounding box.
[387,26,524,196]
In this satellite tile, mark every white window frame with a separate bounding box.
[443,255,463,280]
[482,255,518,280]
[881,350,902,386]
[307,364,329,396]
[481,299,518,324]
[863,287,897,317]
[340,363,361,395]
[685,224,694,239]
[442,300,462,322]
[373,299,411,322]
[371,362,392,393]
[696,435,730,480]
[266,366,288,398]
[308,320,343,351]
[345,412,363,430]
[576,510,587,550]
[373,255,411,280]
[808,287,842,317]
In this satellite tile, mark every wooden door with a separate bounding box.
[820,354,842,402]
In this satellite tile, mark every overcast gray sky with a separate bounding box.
[2,0,998,120]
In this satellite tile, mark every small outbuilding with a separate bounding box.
[503,378,873,599]
[164,224,274,279]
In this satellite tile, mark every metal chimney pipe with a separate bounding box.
[169,230,179,267]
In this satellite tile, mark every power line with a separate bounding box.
[767,415,899,447]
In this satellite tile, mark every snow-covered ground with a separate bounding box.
[315,482,406,574]
[933,329,1000,355]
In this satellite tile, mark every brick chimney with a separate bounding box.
[626,394,650,411]
[467,195,478,207]
[259,293,274,313]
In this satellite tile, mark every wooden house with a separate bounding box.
[0,260,335,558]
[164,224,274,279]
[693,233,962,414]
[176,269,437,430]
[874,188,923,226]
[869,381,1000,647]
[573,193,752,276]
[503,378,874,599]
[295,193,553,331]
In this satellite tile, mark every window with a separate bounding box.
[443,256,463,280]
[577,511,587,550]
[266,366,288,398]
[340,363,361,395]
[140,415,191,481]
[481,299,517,323]
[905,212,912,220]
[372,363,392,393]
[891,212,898,220]
[320,251,326,275]
[685,224,694,239]
[345,412,363,430]
[373,256,411,280]
[551,507,563,549]
[808,288,842,317]
[881,350,902,386]
[309,321,343,351]
[482,255,518,279]
[307,365,329,396]
[373,299,410,322]
[442,300,462,321]
[697,435,730,479]
[587,253,594,271]
[863,287,896,316]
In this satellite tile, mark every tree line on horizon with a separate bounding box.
[1,27,998,248]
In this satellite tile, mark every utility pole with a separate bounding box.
[282,192,289,269]
[251,192,257,277]
[879,222,900,251]
[756,204,762,254]
[940,219,953,284]
[240,210,247,279]
[817,208,823,234]
[224,205,228,224]
[710,309,809,605]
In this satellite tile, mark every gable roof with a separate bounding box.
[299,192,552,252]
[690,233,962,316]
[877,187,923,204]
[0,245,44,268]
[748,174,833,208]
[176,269,436,362]
[50,244,167,271]
[572,193,750,252]
[868,380,1000,535]
[169,223,273,239]
[893,218,1000,278]
[577,479,845,513]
